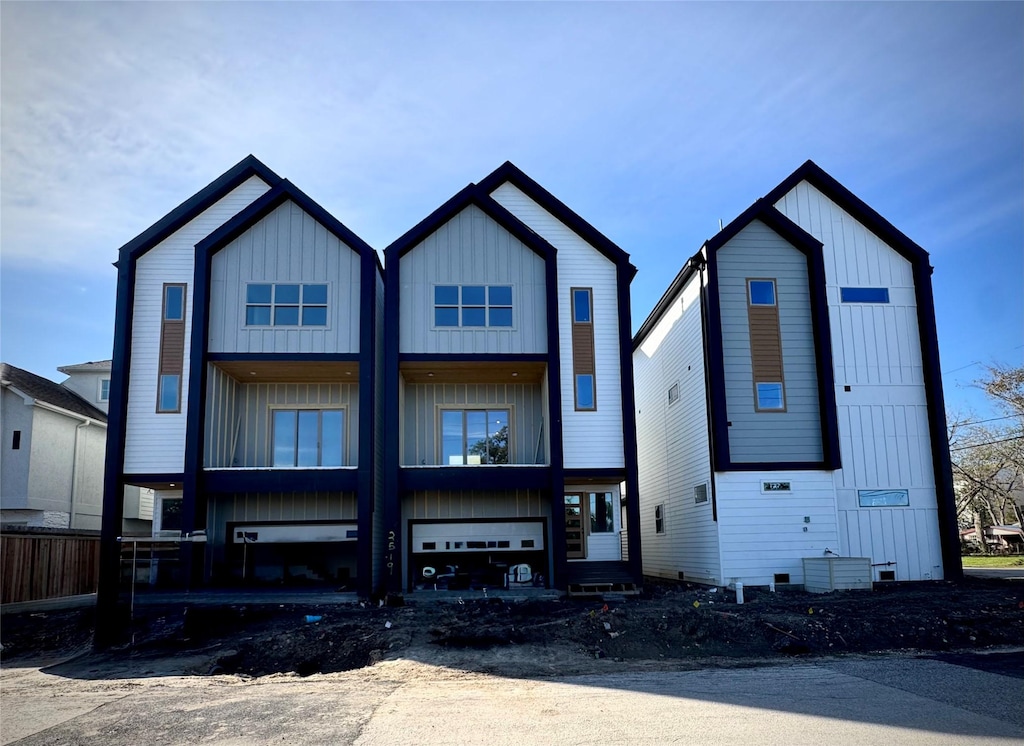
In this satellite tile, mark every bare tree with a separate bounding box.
[948,364,1024,553]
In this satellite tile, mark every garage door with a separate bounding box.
[411,521,545,553]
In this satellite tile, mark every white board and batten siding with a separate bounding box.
[399,204,547,355]
[490,183,624,470]
[775,181,943,580]
[125,176,272,474]
[634,270,720,583]
[715,470,840,585]
[207,200,362,354]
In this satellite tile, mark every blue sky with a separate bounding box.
[1,2,1021,419]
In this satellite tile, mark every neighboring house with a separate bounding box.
[58,360,113,414]
[98,156,384,595]
[382,162,643,594]
[633,161,959,587]
[1,362,109,530]
[58,360,154,533]
[960,525,1024,553]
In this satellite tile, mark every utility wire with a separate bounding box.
[953,414,1021,426]
[949,435,1024,452]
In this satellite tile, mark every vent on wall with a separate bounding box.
[774,573,790,584]
[878,570,896,582]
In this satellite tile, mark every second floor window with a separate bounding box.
[434,285,513,328]
[246,283,328,327]
[272,409,344,467]
[441,409,510,464]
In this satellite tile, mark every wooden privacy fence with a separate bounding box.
[1,532,101,604]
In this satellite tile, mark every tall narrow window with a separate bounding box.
[99,378,111,402]
[571,288,596,410]
[746,279,785,412]
[12,430,21,450]
[157,283,186,413]
[589,492,614,533]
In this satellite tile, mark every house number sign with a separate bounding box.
[761,481,792,493]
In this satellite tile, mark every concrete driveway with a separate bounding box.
[2,652,1021,745]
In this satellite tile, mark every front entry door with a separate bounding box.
[564,493,586,559]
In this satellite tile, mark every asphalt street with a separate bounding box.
[2,652,1021,745]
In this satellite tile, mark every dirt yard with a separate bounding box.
[2,577,1022,679]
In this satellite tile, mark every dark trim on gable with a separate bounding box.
[704,202,841,472]
[762,160,930,266]
[765,160,960,579]
[180,171,379,593]
[195,179,375,259]
[381,180,567,591]
[385,184,557,263]
[118,155,281,262]
[478,161,637,276]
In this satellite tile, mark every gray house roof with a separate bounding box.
[57,360,113,374]
[0,363,108,422]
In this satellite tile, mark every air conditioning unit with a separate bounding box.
[802,556,872,593]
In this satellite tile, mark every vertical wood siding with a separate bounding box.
[717,221,824,462]
[633,272,720,583]
[399,204,547,354]
[125,176,271,473]
[490,183,625,469]
[775,181,942,580]
[403,489,546,520]
[400,382,544,465]
[204,371,358,468]
[208,201,362,354]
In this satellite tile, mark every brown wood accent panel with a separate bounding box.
[748,305,783,380]
[401,361,546,384]
[571,323,595,373]
[159,322,185,373]
[213,360,360,383]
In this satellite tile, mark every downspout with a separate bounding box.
[69,420,91,529]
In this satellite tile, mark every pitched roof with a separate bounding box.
[762,159,930,265]
[478,161,637,275]
[117,155,282,262]
[57,360,113,374]
[384,183,558,262]
[0,363,108,422]
[196,179,380,271]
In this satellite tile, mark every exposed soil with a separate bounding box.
[2,577,1022,679]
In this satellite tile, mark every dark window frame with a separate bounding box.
[432,284,514,329]
[245,283,329,328]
